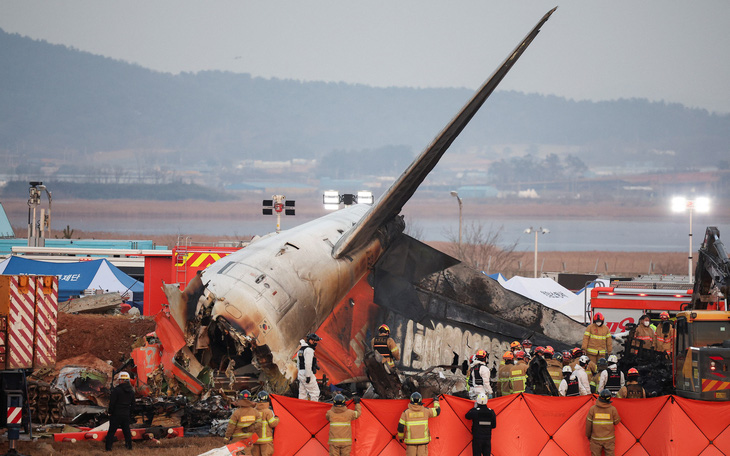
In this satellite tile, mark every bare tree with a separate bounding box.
[445,222,520,275]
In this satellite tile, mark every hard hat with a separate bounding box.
[502,351,514,361]
[257,391,269,402]
[475,349,487,361]
[306,333,322,341]
[544,346,555,356]
[333,393,346,406]
[562,365,572,373]
[514,350,526,360]
[118,371,130,381]
[554,352,563,362]
[599,389,613,402]
[378,324,390,334]
[238,390,252,400]
[593,312,604,322]
[607,355,618,364]
[476,393,488,406]
[410,392,423,404]
[572,348,583,357]
[627,367,639,377]
[598,357,607,366]
[660,311,670,320]
[522,339,533,348]
[579,355,590,365]
[562,350,572,360]
[469,354,476,364]
[510,341,522,349]
[534,346,545,355]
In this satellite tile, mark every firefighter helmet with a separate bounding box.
[534,346,545,356]
[410,392,423,404]
[660,311,670,320]
[593,312,604,322]
[333,393,347,406]
[627,367,639,379]
[554,352,563,362]
[510,341,522,350]
[475,349,487,361]
[562,350,572,360]
[257,391,269,402]
[598,357,607,366]
[306,333,322,341]
[544,346,555,355]
[562,365,572,373]
[522,339,533,348]
[502,351,514,361]
[238,390,252,400]
[378,324,390,334]
[572,348,583,358]
[599,389,613,402]
[515,350,526,360]
[476,393,488,405]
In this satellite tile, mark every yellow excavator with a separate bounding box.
[674,226,730,401]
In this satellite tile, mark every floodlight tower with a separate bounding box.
[671,196,710,281]
[524,226,549,278]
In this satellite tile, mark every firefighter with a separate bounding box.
[225,390,261,452]
[465,393,496,456]
[522,339,534,358]
[631,314,656,354]
[654,312,674,355]
[617,368,646,398]
[397,392,441,456]
[544,346,564,391]
[105,371,135,452]
[298,333,322,401]
[598,355,624,395]
[497,351,514,396]
[590,358,607,393]
[571,355,592,396]
[510,340,522,354]
[558,365,579,397]
[326,394,362,456]
[586,389,621,456]
[465,354,477,396]
[508,350,529,394]
[469,349,493,399]
[561,350,572,367]
[252,391,279,456]
[582,313,612,364]
[372,324,401,372]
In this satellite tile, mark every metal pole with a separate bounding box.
[458,197,463,247]
[534,230,539,278]
[688,206,693,282]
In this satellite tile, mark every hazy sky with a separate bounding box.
[2,1,729,114]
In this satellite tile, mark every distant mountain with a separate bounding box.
[1,28,729,172]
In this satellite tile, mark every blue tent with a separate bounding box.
[0,257,143,302]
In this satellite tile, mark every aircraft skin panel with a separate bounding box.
[332,7,557,259]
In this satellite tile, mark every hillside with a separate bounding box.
[2,27,730,177]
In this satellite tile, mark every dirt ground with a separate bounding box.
[9,435,227,456]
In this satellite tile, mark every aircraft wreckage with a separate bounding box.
[162,7,584,397]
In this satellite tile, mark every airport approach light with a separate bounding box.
[323,190,374,211]
[671,196,710,281]
[524,227,549,278]
[262,195,295,233]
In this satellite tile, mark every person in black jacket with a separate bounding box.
[465,392,497,456]
[105,371,135,451]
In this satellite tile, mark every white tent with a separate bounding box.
[502,276,586,322]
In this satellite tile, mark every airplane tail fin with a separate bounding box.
[333,7,557,259]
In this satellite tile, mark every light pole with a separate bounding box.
[450,191,463,247]
[671,196,710,281]
[524,227,549,278]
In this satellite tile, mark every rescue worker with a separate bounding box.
[561,350,572,367]
[654,311,674,355]
[571,355,592,396]
[598,355,625,395]
[559,365,579,397]
[469,349,493,399]
[590,358,607,394]
[252,391,279,456]
[397,392,441,456]
[497,351,514,397]
[465,393,497,456]
[508,350,529,395]
[298,333,322,401]
[544,347,564,391]
[631,314,656,354]
[225,390,261,452]
[586,389,621,456]
[582,313,612,364]
[522,339,534,359]
[509,341,522,355]
[465,354,477,397]
[372,324,401,372]
[105,371,135,452]
[617,368,646,398]
[326,394,362,456]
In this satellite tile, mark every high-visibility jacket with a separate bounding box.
[372,336,400,367]
[397,401,440,445]
[617,382,646,399]
[582,323,611,358]
[508,361,528,394]
[253,401,279,444]
[631,324,656,352]
[497,364,512,396]
[585,400,621,442]
[546,359,563,389]
[654,321,675,353]
[225,399,260,441]
[326,403,361,447]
